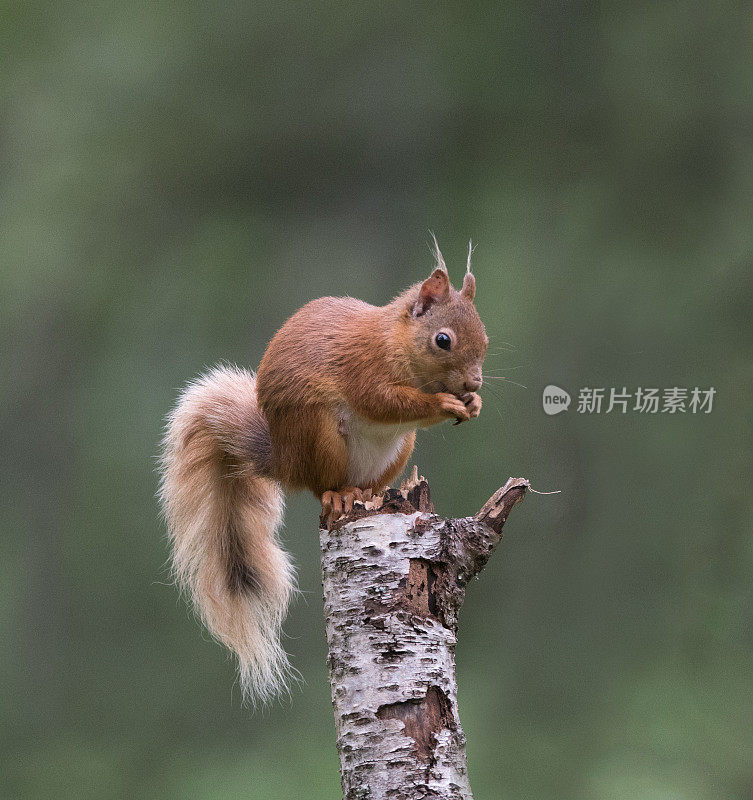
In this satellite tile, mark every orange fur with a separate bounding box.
[159,250,488,703]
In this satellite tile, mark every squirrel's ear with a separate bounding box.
[461,239,476,302]
[461,272,476,302]
[413,269,450,318]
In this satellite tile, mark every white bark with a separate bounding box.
[320,472,529,799]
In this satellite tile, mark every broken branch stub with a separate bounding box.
[320,471,528,799]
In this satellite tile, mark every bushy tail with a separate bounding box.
[158,365,295,704]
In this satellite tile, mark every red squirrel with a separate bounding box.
[159,240,488,703]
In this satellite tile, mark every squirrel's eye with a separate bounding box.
[435,332,451,351]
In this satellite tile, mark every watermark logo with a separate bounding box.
[542,386,716,415]
[542,385,571,415]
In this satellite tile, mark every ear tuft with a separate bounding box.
[413,269,450,318]
[429,231,448,274]
[461,239,476,302]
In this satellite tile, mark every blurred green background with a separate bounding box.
[3,2,752,798]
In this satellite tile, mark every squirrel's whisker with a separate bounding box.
[482,376,528,389]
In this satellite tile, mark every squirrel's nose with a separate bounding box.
[464,373,482,392]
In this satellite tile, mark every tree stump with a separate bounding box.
[320,469,529,799]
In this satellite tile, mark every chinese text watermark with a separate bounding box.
[543,385,715,415]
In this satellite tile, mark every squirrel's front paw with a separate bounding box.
[435,392,471,424]
[461,392,482,419]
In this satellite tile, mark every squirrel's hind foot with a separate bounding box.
[321,487,374,528]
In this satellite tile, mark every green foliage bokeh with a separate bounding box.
[2,2,752,798]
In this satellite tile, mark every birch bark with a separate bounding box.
[320,471,529,799]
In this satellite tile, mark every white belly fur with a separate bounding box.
[342,409,416,487]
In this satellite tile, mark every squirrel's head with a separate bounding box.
[401,240,488,397]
